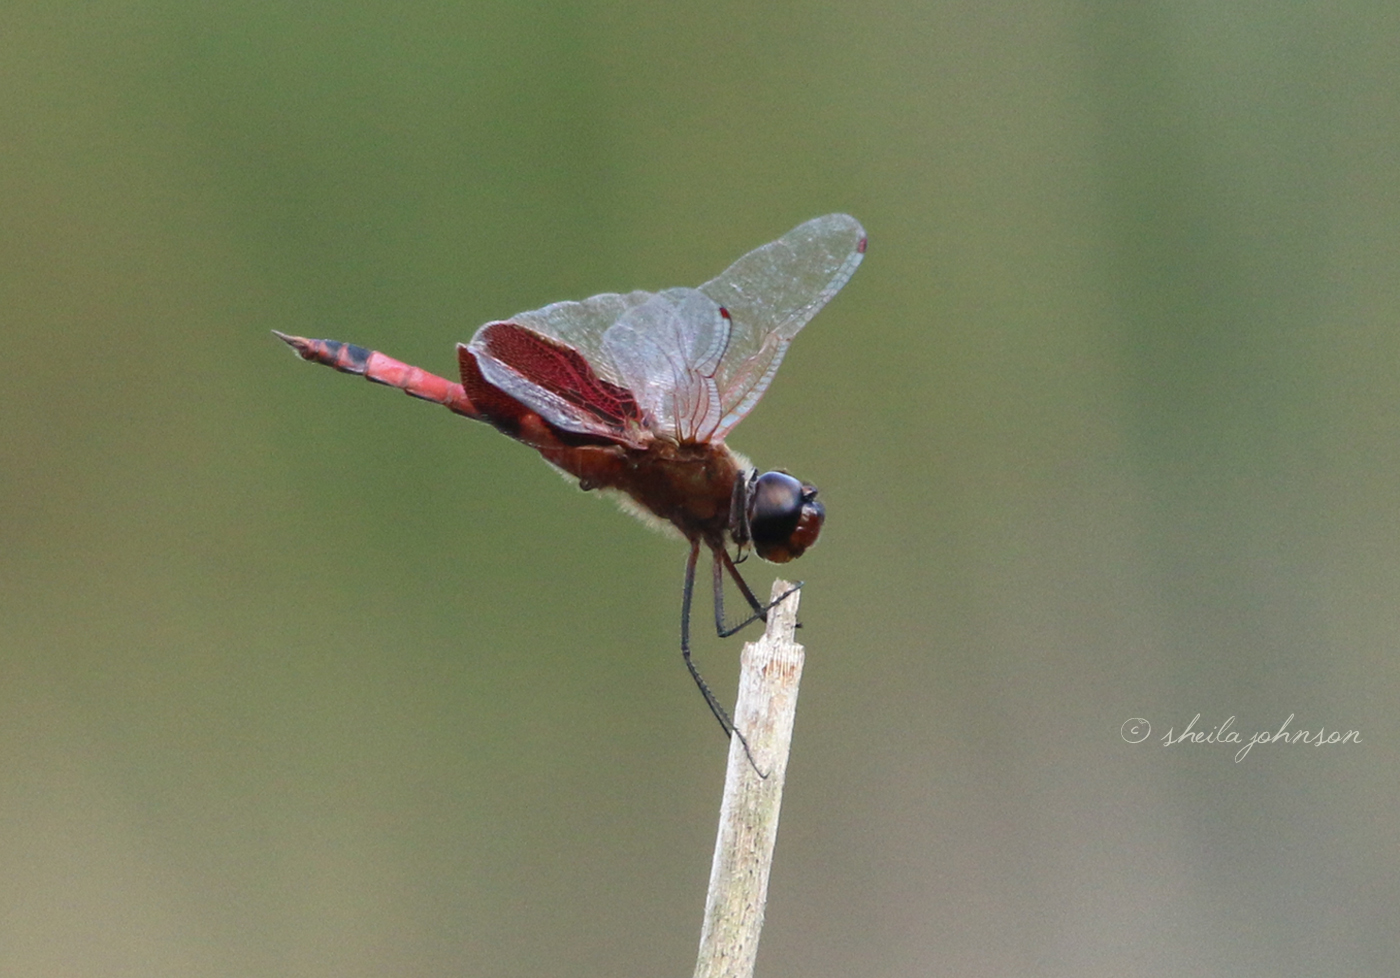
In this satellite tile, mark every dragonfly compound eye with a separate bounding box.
[749,471,824,563]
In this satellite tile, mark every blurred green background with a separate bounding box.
[4,1,1398,975]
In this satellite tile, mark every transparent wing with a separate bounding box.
[698,213,866,439]
[506,289,654,390]
[468,290,658,446]
[599,288,730,441]
[472,288,730,443]
[468,214,866,444]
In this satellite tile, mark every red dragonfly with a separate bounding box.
[276,213,866,756]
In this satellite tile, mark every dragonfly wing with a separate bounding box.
[468,214,866,446]
[468,292,656,447]
[601,287,730,442]
[473,287,732,445]
[697,213,866,439]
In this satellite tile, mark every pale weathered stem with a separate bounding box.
[693,579,805,978]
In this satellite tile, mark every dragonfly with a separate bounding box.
[275,213,866,760]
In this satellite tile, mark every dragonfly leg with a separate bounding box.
[712,546,802,639]
[682,541,764,774]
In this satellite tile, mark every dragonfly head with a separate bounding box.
[744,471,825,564]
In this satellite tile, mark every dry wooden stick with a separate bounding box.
[693,579,805,978]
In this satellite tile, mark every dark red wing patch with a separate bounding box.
[458,345,533,436]
[473,322,644,430]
